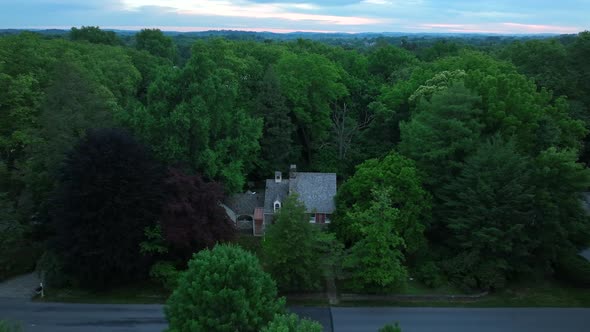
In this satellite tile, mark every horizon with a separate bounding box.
[1,1,589,35]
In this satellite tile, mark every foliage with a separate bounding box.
[530,148,590,263]
[149,261,180,291]
[160,168,235,260]
[555,253,590,287]
[275,51,348,163]
[0,193,39,281]
[135,29,177,61]
[379,323,402,332]
[126,40,262,192]
[254,66,296,176]
[50,129,163,289]
[35,251,72,288]
[342,190,408,292]
[334,152,430,252]
[70,26,120,45]
[0,321,22,332]
[263,194,322,292]
[261,314,323,332]
[414,261,446,289]
[165,244,285,332]
[399,81,483,189]
[440,139,535,290]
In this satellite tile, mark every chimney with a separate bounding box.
[289,164,297,179]
[274,171,282,183]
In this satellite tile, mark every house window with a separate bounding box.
[309,214,316,223]
[274,201,281,212]
[325,215,331,224]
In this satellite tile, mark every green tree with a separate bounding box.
[531,148,590,263]
[50,129,163,288]
[399,82,483,189]
[254,66,296,176]
[343,190,408,292]
[70,26,121,46]
[368,45,418,82]
[334,152,430,252]
[263,194,321,292]
[441,139,535,289]
[165,244,285,332]
[261,314,323,332]
[126,40,262,192]
[25,62,116,211]
[275,52,347,164]
[135,29,177,62]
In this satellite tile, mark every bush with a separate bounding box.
[165,244,285,332]
[414,261,445,288]
[149,261,179,291]
[36,251,72,288]
[0,320,22,332]
[555,253,590,287]
[379,323,402,332]
[261,313,323,332]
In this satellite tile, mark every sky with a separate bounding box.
[0,0,589,34]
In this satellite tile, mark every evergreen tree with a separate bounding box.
[441,138,535,289]
[262,194,322,292]
[254,66,296,176]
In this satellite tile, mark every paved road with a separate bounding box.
[0,299,331,332]
[1,299,589,332]
[331,307,590,332]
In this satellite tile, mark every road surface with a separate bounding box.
[1,299,590,332]
[0,299,331,332]
[331,307,590,332]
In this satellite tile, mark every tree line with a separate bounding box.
[1,27,590,304]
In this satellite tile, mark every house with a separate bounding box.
[222,165,337,236]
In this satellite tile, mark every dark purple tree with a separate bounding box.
[160,168,235,260]
[51,128,163,289]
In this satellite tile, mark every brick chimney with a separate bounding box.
[289,164,297,179]
[274,171,282,183]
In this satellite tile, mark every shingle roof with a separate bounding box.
[264,179,290,214]
[225,191,264,215]
[289,172,337,213]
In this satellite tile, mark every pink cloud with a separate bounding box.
[418,22,580,34]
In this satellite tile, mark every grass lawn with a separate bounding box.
[36,281,170,304]
[337,280,590,307]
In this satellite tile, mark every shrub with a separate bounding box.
[379,323,402,332]
[414,261,445,288]
[555,253,590,287]
[36,251,72,288]
[0,320,22,332]
[261,313,323,332]
[165,244,285,332]
[149,261,179,291]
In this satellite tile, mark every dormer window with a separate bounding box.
[274,200,281,212]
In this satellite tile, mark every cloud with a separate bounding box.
[417,22,581,34]
[0,0,588,33]
[120,0,386,26]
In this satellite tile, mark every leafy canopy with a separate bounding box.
[165,244,285,332]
